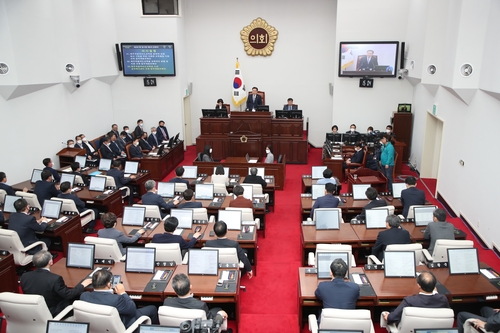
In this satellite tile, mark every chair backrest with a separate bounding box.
[84,236,123,261]
[313,208,343,223]
[0,229,46,266]
[397,307,454,333]
[15,191,41,209]
[385,243,424,265]
[51,197,78,213]
[225,207,254,222]
[174,183,188,192]
[104,175,116,188]
[277,154,283,163]
[202,247,238,264]
[73,300,127,333]
[0,292,54,333]
[407,205,433,219]
[0,189,7,204]
[158,306,206,327]
[320,308,374,333]
[316,244,355,267]
[373,205,395,215]
[213,183,229,195]
[432,239,474,262]
[146,243,182,264]
[191,208,208,221]
[249,183,263,194]
[74,175,85,185]
[133,204,161,220]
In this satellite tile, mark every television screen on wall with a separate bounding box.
[121,42,176,76]
[338,41,399,78]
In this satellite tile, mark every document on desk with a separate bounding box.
[481,269,500,279]
[173,229,183,235]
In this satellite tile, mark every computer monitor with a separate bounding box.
[256,105,269,111]
[75,155,87,168]
[170,209,193,229]
[275,110,290,118]
[30,169,43,183]
[218,210,242,230]
[195,184,214,200]
[122,206,146,226]
[188,249,218,275]
[173,133,180,143]
[315,209,340,230]
[89,176,106,192]
[41,200,62,219]
[312,166,327,179]
[317,252,349,279]
[290,110,303,119]
[448,248,479,275]
[202,109,216,118]
[166,137,175,149]
[248,167,265,178]
[98,158,112,171]
[352,184,371,200]
[139,325,180,333]
[325,133,334,142]
[344,133,360,144]
[414,206,436,226]
[241,184,253,200]
[212,166,229,176]
[3,195,22,213]
[216,109,228,118]
[60,173,75,187]
[311,184,325,200]
[365,208,389,228]
[66,243,95,269]
[384,251,416,277]
[46,321,90,333]
[124,161,139,175]
[391,182,407,199]
[183,166,198,178]
[157,182,175,198]
[125,247,156,273]
[414,329,458,333]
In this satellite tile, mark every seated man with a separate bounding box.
[0,171,27,195]
[169,166,192,190]
[69,161,90,186]
[372,214,411,262]
[98,212,145,256]
[108,132,127,158]
[243,167,267,189]
[42,158,61,183]
[141,180,178,218]
[148,127,160,148]
[140,132,154,151]
[80,269,158,327]
[21,250,91,316]
[129,137,144,159]
[316,168,337,185]
[229,185,253,209]
[382,271,448,325]
[99,136,118,160]
[346,124,360,135]
[123,126,133,142]
[58,181,97,234]
[107,160,135,205]
[79,134,100,161]
[343,142,364,170]
[151,216,201,253]
[163,273,229,332]
[177,189,203,209]
[310,183,340,218]
[74,135,85,149]
[423,208,455,254]
[66,139,75,148]
[400,176,426,218]
[205,221,253,278]
[34,170,61,207]
[457,307,500,333]
[117,131,129,150]
[110,123,121,141]
[356,187,387,221]
[283,97,297,110]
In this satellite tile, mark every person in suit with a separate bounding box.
[163,273,229,331]
[169,166,192,190]
[385,125,396,137]
[42,158,61,183]
[98,212,145,255]
[80,269,158,327]
[157,120,169,142]
[99,136,117,160]
[66,139,75,148]
[148,127,160,148]
[58,181,97,233]
[380,134,395,193]
[283,97,298,111]
[74,135,85,149]
[34,170,61,207]
[110,124,120,139]
[423,208,455,254]
[345,124,360,135]
[229,185,254,209]
[331,125,339,134]
[365,148,379,171]
[372,214,411,262]
[316,168,337,185]
[264,145,274,164]
[21,250,91,316]
[356,187,387,220]
[177,189,202,209]
[123,126,133,142]
[311,183,340,218]
[211,165,228,186]
[134,119,144,139]
[358,50,378,71]
[79,134,100,161]
[382,271,449,325]
[0,171,27,195]
[108,132,126,157]
[129,137,144,158]
[117,131,129,150]
[107,160,136,205]
[70,162,90,186]
[343,142,364,170]
[8,198,50,254]
[243,167,267,189]
[206,221,253,278]
[246,86,262,111]
[400,176,426,218]
[140,132,153,151]
[457,307,500,333]
[151,216,201,252]
[142,180,178,218]
[215,98,227,110]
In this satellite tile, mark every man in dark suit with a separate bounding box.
[110,124,120,140]
[151,217,201,252]
[123,126,133,142]
[311,183,340,218]
[80,269,158,328]
[283,97,298,110]
[229,185,254,209]
[423,208,455,254]
[343,142,364,170]
[8,198,50,254]
[205,221,253,278]
[107,160,135,205]
[345,124,360,135]
[129,138,144,158]
[70,162,89,186]
[457,307,500,333]
[358,50,378,71]
[243,167,267,189]
[117,132,129,151]
[134,119,144,139]
[0,171,27,195]
[157,120,169,142]
[108,133,126,157]
[169,166,192,190]
[99,136,117,160]
[246,86,262,110]
[58,181,97,234]
[34,170,61,207]
[139,132,153,151]
[356,187,387,220]
[74,135,85,150]
[382,271,449,325]
[21,250,91,316]
[177,189,202,209]
[400,176,426,217]
[141,180,178,218]
[148,127,160,148]
[372,215,411,262]
[79,134,100,161]
[42,158,60,183]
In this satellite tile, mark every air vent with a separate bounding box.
[0,63,9,75]
[65,63,75,73]
[427,64,436,75]
[460,63,473,77]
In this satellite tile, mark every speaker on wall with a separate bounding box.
[115,43,123,71]
[400,42,405,69]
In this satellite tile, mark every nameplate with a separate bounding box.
[264,176,273,179]
[364,264,384,270]
[94,259,115,265]
[76,183,86,187]
[301,193,312,198]
[305,268,317,274]
[218,263,238,268]
[342,193,353,197]
[214,193,226,197]
[62,211,79,216]
[302,175,312,178]
[145,217,160,222]
[105,186,116,190]
[302,221,315,226]
[140,169,149,173]
[350,219,365,224]
[427,261,448,269]
[198,173,208,177]
[193,219,208,224]
[229,174,239,178]
[0,250,10,256]
[155,261,176,267]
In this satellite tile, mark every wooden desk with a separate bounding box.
[323,158,344,182]
[139,141,185,181]
[0,254,18,293]
[301,177,342,194]
[57,148,86,168]
[347,170,387,193]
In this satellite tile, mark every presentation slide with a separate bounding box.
[122,43,175,76]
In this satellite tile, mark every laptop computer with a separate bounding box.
[352,184,371,200]
[46,320,89,333]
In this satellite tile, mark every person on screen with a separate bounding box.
[371,215,411,262]
[134,118,144,139]
[283,98,298,111]
[246,86,262,111]
[331,125,339,134]
[199,145,214,162]
[148,127,160,148]
[164,273,230,330]
[380,134,395,193]
[356,187,387,221]
[107,160,136,205]
[157,120,169,142]
[382,271,449,325]
[58,181,97,234]
[0,171,27,195]
[211,165,228,186]
[34,170,61,207]
[169,166,192,190]
[139,132,154,151]
[317,168,337,185]
[177,189,202,209]
[423,209,455,254]
[129,137,144,158]
[310,183,339,218]
[400,176,425,218]
[42,158,61,183]
[457,307,500,333]
[345,124,360,134]
[215,98,226,110]
[264,145,274,164]
[358,50,378,71]
[206,221,253,279]
[66,139,75,148]
[79,134,99,161]
[142,180,178,218]
[80,269,159,327]
[151,216,201,252]
[123,126,133,142]
[229,185,253,209]
[98,212,145,256]
[343,142,364,170]
[243,167,267,189]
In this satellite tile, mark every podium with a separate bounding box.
[57,148,86,167]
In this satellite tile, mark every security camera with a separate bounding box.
[397,69,408,80]
[70,75,80,88]
[398,75,403,80]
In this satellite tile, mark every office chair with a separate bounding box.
[0,229,48,266]
[373,205,395,215]
[307,243,357,267]
[15,191,42,210]
[158,306,206,327]
[51,197,95,228]
[191,208,215,223]
[422,239,474,263]
[74,175,85,185]
[247,183,269,203]
[145,243,188,264]
[212,183,229,195]
[133,204,164,220]
[464,318,489,333]
[309,308,375,333]
[380,307,454,333]
[84,236,125,262]
[174,183,188,192]
[367,243,425,266]
[0,189,7,204]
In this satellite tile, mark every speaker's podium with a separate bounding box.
[56,147,86,168]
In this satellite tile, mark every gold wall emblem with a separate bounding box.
[240,17,278,57]
[240,135,248,143]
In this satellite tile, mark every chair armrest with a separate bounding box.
[53,305,74,321]
[465,319,488,333]
[308,252,315,267]
[120,255,126,262]
[422,249,433,262]
[22,240,48,253]
[125,316,152,333]
[119,186,130,197]
[386,323,398,333]
[255,218,260,229]
[367,255,382,265]
[379,311,388,328]
[307,217,312,221]
[209,215,215,223]
[308,314,318,333]
[182,252,189,265]
[80,209,96,220]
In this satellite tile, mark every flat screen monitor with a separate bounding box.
[384,251,416,277]
[98,159,112,171]
[125,247,156,273]
[170,209,193,229]
[248,167,265,178]
[139,325,180,333]
[352,184,371,200]
[183,166,198,178]
[157,182,175,198]
[312,184,325,200]
[216,109,228,118]
[3,195,22,213]
[66,243,95,269]
[241,184,253,200]
[448,248,479,275]
[173,133,180,142]
[218,210,242,230]
[41,200,62,219]
[391,182,407,199]
[338,41,399,77]
[326,133,342,143]
[89,176,106,192]
[290,110,303,119]
[124,161,139,175]
[315,209,340,230]
[256,105,269,111]
[122,206,146,226]
[202,109,216,118]
[188,249,218,275]
[60,173,75,188]
[344,133,360,144]
[325,133,334,142]
[398,103,412,112]
[275,110,290,118]
[365,208,389,228]
[31,169,43,183]
[414,206,436,226]
[46,321,90,333]
[121,42,175,77]
[317,252,349,279]
[75,155,87,168]
[212,166,229,176]
[312,166,327,179]
[166,137,175,149]
[195,184,214,200]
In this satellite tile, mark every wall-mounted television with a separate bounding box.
[338,41,399,78]
[121,43,176,77]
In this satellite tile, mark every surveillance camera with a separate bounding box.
[70,75,80,88]
[398,75,403,80]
